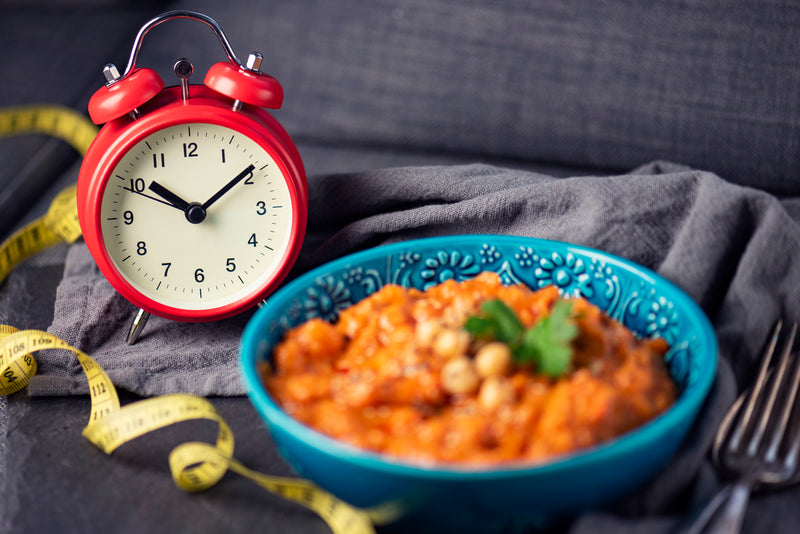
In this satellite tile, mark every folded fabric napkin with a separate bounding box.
[22,160,800,528]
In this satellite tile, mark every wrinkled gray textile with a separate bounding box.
[37,161,800,400]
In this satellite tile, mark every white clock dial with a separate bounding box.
[99,122,294,311]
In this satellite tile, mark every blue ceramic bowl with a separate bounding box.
[240,235,717,533]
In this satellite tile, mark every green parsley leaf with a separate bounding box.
[464,298,578,377]
[479,299,523,343]
[463,316,496,338]
[520,300,578,376]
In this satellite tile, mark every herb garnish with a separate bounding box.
[464,299,578,377]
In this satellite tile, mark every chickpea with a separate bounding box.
[440,357,480,395]
[478,375,515,411]
[415,319,441,348]
[432,328,470,359]
[474,342,513,377]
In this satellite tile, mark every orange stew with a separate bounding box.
[262,272,677,465]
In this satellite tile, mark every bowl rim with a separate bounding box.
[239,234,718,480]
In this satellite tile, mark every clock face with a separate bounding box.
[98,122,294,312]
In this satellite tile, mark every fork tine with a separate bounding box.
[763,322,799,462]
[783,379,800,473]
[728,321,782,453]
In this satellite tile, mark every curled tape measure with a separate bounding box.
[0,105,382,534]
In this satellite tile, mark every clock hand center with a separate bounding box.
[202,164,255,210]
[184,202,207,224]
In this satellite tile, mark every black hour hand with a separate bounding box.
[148,181,191,211]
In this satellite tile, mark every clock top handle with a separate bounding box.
[122,10,242,75]
[87,10,283,124]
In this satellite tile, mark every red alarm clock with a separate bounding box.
[77,11,307,344]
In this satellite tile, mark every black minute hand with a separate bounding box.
[202,164,255,210]
[148,181,191,211]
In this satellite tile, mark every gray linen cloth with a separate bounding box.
[35,161,799,398]
[27,160,800,531]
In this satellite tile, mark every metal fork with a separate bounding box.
[684,320,800,534]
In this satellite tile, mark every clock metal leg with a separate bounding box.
[126,308,151,345]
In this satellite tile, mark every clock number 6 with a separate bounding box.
[194,268,205,283]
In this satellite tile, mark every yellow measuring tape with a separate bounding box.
[0,106,380,534]
[0,105,98,153]
[0,106,90,281]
